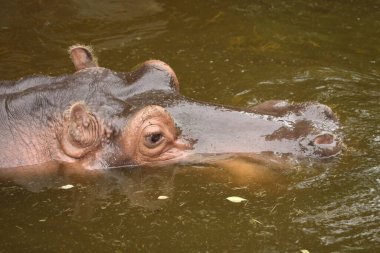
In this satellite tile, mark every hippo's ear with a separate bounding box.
[61,102,102,159]
[69,45,98,71]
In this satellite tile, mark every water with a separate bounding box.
[0,0,379,252]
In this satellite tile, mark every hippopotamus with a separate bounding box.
[0,45,341,170]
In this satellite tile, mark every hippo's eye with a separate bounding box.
[144,132,164,148]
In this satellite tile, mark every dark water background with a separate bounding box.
[0,0,379,252]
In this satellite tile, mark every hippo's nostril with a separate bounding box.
[314,133,334,145]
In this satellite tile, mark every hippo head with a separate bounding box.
[59,101,190,168]
[50,45,342,170]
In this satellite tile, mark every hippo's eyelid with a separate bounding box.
[144,130,163,138]
[149,133,163,142]
[143,125,163,135]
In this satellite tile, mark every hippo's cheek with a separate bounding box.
[150,138,193,162]
[138,143,191,164]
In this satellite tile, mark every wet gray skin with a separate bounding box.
[0,46,341,170]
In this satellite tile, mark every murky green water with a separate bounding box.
[0,0,379,252]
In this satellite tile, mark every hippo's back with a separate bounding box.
[0,75,68,95]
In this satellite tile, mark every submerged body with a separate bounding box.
[0,45,342,170]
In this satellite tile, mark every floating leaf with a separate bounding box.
[157,195,169,200]
[300,250,310,253]
[226,196,247,203]
[59,184,74,190]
